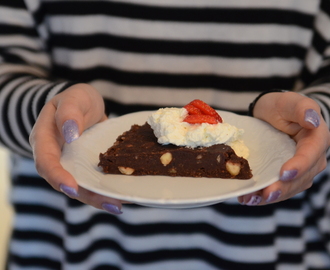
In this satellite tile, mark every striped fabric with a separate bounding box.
[1,0,330,269]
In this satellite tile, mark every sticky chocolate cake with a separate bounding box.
[98,123,252,179]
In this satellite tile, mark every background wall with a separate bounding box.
[0,146,13,270]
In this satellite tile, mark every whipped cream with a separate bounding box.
[147,107,249,158]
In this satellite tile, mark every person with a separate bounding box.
[1,0,330,269]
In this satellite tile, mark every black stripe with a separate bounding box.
[0,75,32,152]
[12,230,63,248]
[67,242,274,269]
[0,0,26,9]
[66,212,276,246]
[49,34,307,59]
[311,31,329,56]
[0,24,36,36]
[53,65,296,92]
[103,98,249,117]
[14,203,64,221]
[321,0,330,16]
[8,254,61,270]
[277,253,303,264]
[34,82,56,115]
[37,1,314,27]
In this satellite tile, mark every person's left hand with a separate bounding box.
[238,91,330,206]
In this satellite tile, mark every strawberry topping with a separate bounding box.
[183,99,222,124]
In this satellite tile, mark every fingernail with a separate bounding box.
[305,109,320,128]
[266,190,282,203]
[280,169,298,181]
[102,203,123,215]
[245,195,262,206]
[62,119,79,144]
[60,184,79,197]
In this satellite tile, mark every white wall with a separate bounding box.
[0,146,13,270]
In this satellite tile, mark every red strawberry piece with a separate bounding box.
[188,99,222,123]
[183,114,218,124]
[184,104,202,115]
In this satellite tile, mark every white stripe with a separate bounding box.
[0,36,42,50]
[305,253,330,268]
[10,240,64,261]
[107,0,319,14]
[278,264,305,270]
[21,81,48,133]
[8,79,47,151]
[45,81,68,102]
[49,16,312,46]
[14,214,65,236]
[276,238,304,253]
[54,47,303,77]
[0,7,34,27]
[66,249,216,270]
[0,76,33,157]
[8,48,50,67]
[67,204,301,236]
[65,224,276,263]
[315,10,330,41]
[0,63,47,78]
[93,80,259,111]
[305,47,323,73]
[9,264,49,270]
[11,185,66,211]
[31,82,55,119]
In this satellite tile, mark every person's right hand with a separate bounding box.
[29,83,124,215]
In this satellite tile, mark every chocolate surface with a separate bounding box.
[98,123,252,179]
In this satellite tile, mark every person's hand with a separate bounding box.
[29,83,124,214]
[238,91,330,206]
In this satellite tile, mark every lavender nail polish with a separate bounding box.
[60,184,79,197]
[62,119,79,144]
[246,195,262,206]
[102,203,123,215]
[266,190,282,203]
[305,109,320,128]
[280,170,298,181]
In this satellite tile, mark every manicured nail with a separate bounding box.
[62,119,79,144]
[245,195,262,206]
[305,109,320,128]
[60,184,79,197]
[102,203,123,215]
[280,169,298,181]
[266,190,282,203]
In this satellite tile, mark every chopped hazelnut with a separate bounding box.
[118,166,135,175]
[160,152,172,166]
[226,161,241,176]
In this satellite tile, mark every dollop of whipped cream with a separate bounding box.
[147,107,249,158]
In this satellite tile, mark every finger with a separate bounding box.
[280,121,329,182]
[53,84,106,144]
[30,102,78,191]
[276,92,321,132]
[239,153,327,206]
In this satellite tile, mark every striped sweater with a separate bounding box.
[2,0,330,269]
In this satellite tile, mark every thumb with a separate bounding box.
[303,108,321,129]
[53,83,106,144]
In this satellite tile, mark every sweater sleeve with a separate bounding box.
[0,1,74,158]
[300,0,330,127]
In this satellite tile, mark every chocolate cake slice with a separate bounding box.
[98,123,252,179]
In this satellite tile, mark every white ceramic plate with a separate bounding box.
[60,111,296,209]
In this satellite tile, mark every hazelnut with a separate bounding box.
[160,152,172,166]
[216,155,221,163]
[225,161,241,176]
[118,166,135,175]
[169,168,177,174]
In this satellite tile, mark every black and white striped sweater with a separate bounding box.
[2,1,330,269]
